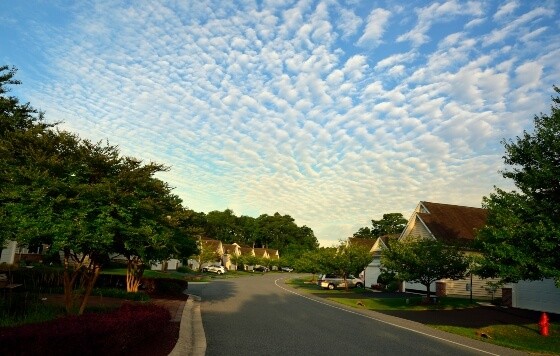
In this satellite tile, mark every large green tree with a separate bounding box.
[476,86,560,285]
[109,158,197,292]
[371,213,407,237]
[0,66,196,313]
[381,238,469,300]
[352,213,407,239]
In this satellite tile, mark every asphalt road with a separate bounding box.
[187,274,525,356]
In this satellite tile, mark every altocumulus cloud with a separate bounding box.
[1,0,558,246]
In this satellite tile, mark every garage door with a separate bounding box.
[513,279,560,314]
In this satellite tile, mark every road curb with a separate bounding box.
[169,295,206,356]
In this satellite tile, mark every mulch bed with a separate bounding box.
[37,293,186,356]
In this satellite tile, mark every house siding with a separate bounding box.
[442,276,503,300]
[512,279,560,314]
[408,218,432,240]
[0,240,17,265]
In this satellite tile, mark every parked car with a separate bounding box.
[253,265,269,272]
[318,273,364,290]
[281,267,294,272]
[202,265,226,274]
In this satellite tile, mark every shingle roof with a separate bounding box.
[418,201,487,244]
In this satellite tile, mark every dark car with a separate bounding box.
[253,265,269,272]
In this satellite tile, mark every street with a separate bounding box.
[187,274,524,356]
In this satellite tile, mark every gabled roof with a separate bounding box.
[265,249,279,259]
[222,244,239,255]
[253,248,269,258]
[401,201,487,244]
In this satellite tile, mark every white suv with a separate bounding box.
[318,274,364,290]
[202,265,227,274]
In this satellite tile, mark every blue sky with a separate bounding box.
[1,0,559,246]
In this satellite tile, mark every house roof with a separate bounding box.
[238,247,254,256]
[253,248,268,257]
[222,244,239,254]
[265,249,279,259]
[414,201,487,244]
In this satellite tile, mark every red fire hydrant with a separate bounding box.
[539,312,549,336]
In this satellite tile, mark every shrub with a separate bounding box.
[0,303,170,355]
[176,266,191,273]
[141,277,188,297]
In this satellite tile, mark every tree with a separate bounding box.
[352,226,375,239]
[381,238,469,300]
[371,213,407,237]
[476,86,560,285]
[0,65,52,249]
[294,249,326,281]
[196,237,221,271]
[317,243,372,290]
[109,158,197,292]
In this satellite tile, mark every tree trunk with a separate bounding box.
[126,256,144,293]
[78,263,100,315]
[62,249,84,314]
[424,283,432,303]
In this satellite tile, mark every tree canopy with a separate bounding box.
[476,86,560,285]
[381,238,469,299]
[353,213,407,239]
[197,209,318,256]
[0,66,198,312]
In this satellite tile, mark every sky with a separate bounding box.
[1,0,559,247]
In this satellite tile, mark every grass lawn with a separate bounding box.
[288,277,560,354]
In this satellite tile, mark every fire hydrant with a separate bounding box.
[539,312,549,336]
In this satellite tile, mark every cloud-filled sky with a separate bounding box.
[1,0,559,246]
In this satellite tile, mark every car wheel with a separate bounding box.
[328,283,335,290]
[217,271,222,275]
[355,282,363,288]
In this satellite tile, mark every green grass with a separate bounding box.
[288,277,559,354]
[0,303,64,327]
[91,287,150,301]
[431,323,560,354]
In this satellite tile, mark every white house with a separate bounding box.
[349,237,391,288]
[504,280,560,314]
[399,201,501,300]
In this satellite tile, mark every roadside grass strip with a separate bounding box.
[431,324,560,355]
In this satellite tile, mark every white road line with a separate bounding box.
[274,278,501,356]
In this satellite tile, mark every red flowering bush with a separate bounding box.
[0,303,170,355]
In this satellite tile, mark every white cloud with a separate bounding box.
[356,8,391,47]
[397,0,483,47]
[5,0,557,248]
[494,0,519,20]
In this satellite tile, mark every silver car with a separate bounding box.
[318,274,364,290]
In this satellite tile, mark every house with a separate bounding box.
[187,238,224,271]
[503,280,560,314]
[349,236,393,288]
[1,240,46,266]
[222,243,241,270]
[398,201,501,300]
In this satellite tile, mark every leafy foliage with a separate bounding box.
[353,213,407,239]
[476,86,560,284]
[381,238,469,299]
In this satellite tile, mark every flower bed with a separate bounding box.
[0,303,171,355]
